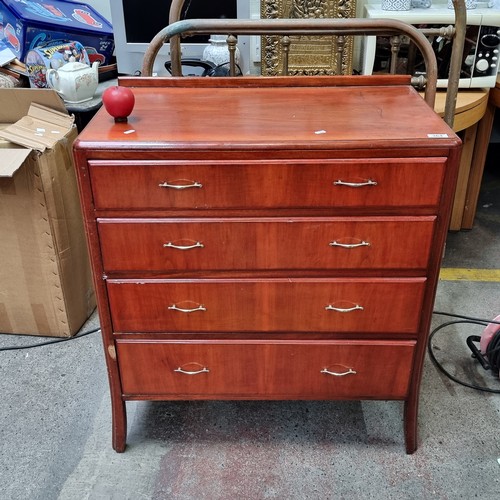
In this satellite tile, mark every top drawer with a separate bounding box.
[88,158,446,211]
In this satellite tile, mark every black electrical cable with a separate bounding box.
[0,327,100,352]
[428,319,500,394]
[486,330,500,374]
[433,310,500,325]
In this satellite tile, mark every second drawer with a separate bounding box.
[98,217,436,272]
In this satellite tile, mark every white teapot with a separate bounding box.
[46,61,99,104]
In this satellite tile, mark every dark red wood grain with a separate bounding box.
[72,77,461,454]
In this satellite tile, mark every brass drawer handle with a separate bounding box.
[329,240,370,249]
[168,304,206,313]
[174,367,209,375]
[159,180,203,190]
[333,179,377,187]
[163,241,204,250]
[321,368,357,377]
[325,304,364,313]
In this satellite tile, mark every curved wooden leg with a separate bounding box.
[404,398,418,454]
[111,397,127,453]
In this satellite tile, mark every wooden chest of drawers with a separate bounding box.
[73,76,461,453]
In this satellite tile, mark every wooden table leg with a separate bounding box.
[461,102,496,229]
[449,123,478,231]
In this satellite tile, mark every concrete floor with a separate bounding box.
[1,165,499,500]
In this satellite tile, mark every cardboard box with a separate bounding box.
[0,88,95,336]
[0,0,114,65]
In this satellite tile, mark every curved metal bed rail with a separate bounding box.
[445,0,467,128]
[141,18,439,109]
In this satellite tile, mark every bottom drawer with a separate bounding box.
[116,340,415,399]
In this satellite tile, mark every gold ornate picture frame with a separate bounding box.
[261,0,357,76]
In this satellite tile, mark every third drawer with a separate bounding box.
[107,278,426,334]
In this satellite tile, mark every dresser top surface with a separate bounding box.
[76,83,459,151]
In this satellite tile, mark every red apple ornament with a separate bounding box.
[102,86,135,122]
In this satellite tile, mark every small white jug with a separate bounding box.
[46,61,99,104]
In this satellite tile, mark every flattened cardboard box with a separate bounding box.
[0,88,95,336]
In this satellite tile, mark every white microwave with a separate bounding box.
[362,4,500,88]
